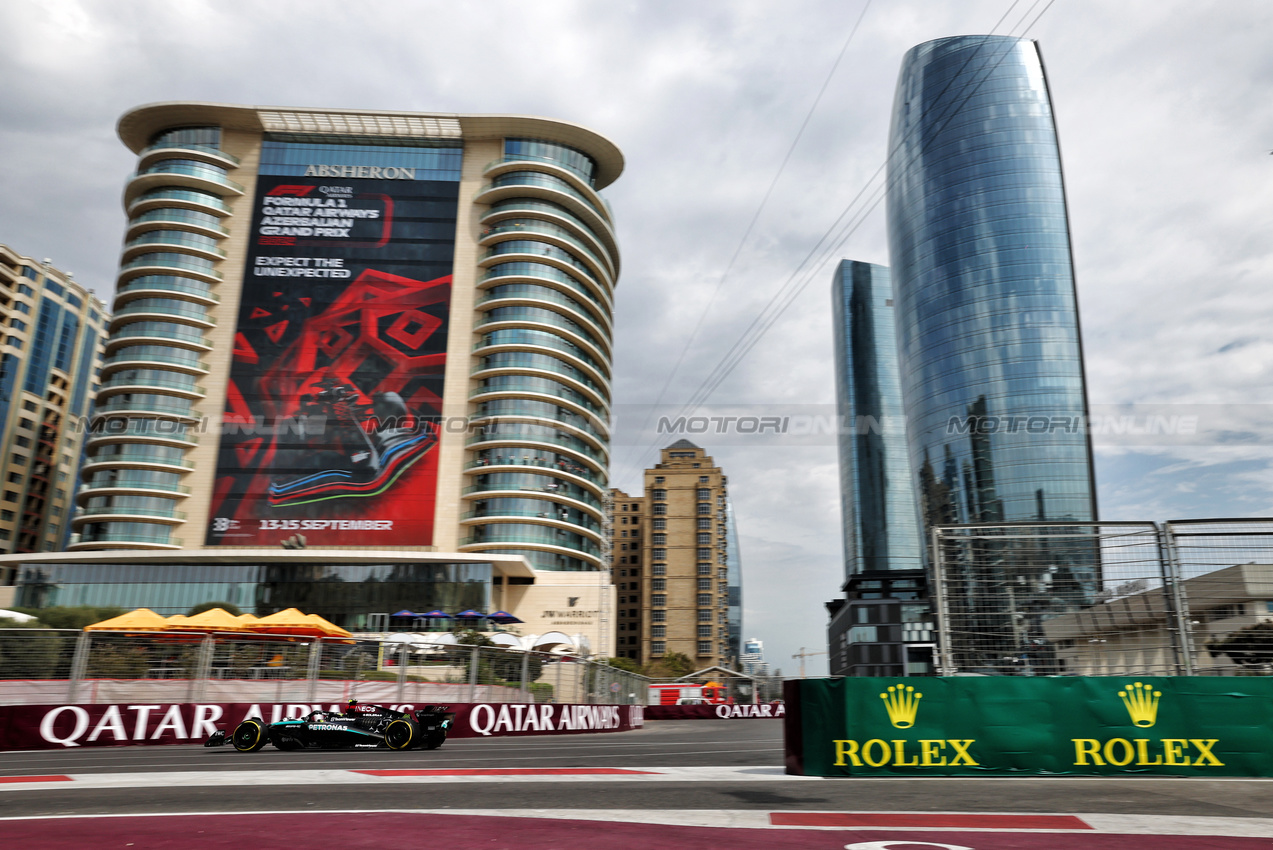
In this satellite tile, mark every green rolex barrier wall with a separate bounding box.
[784,676,1273,777]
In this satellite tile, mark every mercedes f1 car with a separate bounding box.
[205,701,453,752]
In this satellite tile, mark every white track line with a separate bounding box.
[0,808,1272,838]
[0,765,807,791]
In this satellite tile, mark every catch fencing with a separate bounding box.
[0,630,650,707]
[932,519,1273,677]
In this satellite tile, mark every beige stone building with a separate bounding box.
[1043,563,1273,675]
[0,246,106,578]
[610,441,740,668]
[0,104,622,653]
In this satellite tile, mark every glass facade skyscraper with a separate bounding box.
[886,36,1097,534]
[831,260,922,577]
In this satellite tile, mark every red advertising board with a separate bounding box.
[0,702,644,751]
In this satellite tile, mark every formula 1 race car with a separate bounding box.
[205,701,453,752]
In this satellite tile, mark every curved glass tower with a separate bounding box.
[464,139,618,571]
[831,260,923,576]
[886,36,1096,533]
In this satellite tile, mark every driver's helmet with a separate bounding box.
[311,711,326,722]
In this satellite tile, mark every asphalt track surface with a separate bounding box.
[5,719,1273,848]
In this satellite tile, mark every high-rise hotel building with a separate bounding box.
[2,103,623,648]
[0,247,106,570]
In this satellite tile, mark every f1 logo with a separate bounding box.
[267,185,315,197]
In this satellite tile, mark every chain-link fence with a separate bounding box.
[933,520,1273,677]
[0,631,650,706]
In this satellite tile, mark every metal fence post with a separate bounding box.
[306,638,324,703]
[468,645,479,703]
[66,631,91,704]
[520,651,530,702]
[1158,523,1196,675]
[930,526,955,676]
[397,642,409,703]
[190,634,215,704]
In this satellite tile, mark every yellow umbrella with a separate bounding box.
[85,608,172,632]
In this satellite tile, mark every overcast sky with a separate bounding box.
[3,0,1272,676]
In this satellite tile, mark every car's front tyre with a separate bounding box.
[384,717,417,750]
[232,718,267,752]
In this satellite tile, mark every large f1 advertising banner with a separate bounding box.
[207,171,458,546]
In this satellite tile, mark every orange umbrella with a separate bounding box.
[85,608,172,632]
[168,608,248,632]
[246,608,353,640]
[304,613,352,639]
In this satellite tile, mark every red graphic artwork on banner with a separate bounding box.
[208,269,450,546]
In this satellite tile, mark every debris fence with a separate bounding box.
[0,631,650,706]
[932,520,1273,676]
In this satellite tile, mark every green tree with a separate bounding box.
[451,629,543,684]
[453,629,495,647]
[1208,622,1273,668]
[599,656,643,675]
[12,606,124,630]
[187,601,242,616]
[645,651,695,678]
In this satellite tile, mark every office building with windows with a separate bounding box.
[1,103,623,649]
[887,36,1097,533]
[0,246,106,575]
[608,442,741,668]
[825,259,931,676]
[885,37,1098,672]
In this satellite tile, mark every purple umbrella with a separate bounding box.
[419,610,453,618]
[487,610,524,624]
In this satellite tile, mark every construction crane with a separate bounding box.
[792,647,826,679]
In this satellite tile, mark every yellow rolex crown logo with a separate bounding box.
[1118,681,1161,728]
[880,684,922,728]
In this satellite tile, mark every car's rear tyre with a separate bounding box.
[232,718,267,752]
[384,717,416,750]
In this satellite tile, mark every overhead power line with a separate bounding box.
[616,0,1059,482]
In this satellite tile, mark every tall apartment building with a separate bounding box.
[1,103,622,649]
[0,246,106,570]
[610,487,645,661]
[609,441,741,669]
